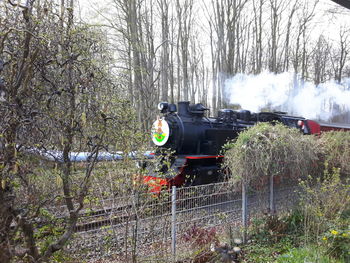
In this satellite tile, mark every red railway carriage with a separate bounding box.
[318,122,350,132]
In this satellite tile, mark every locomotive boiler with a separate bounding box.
[143,101,328,191]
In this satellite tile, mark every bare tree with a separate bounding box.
[0,1,41,260]
[109,0,160,129]
[252,0,265,74]
[331,27,350,83]
[313,35,330,85]
[268,0,289,73]
[158,0,170,102]
[176,0,193,102]
[292,0,318,78]
[282,0,299,72]
[0,1,121,261]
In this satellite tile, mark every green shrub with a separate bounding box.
[241,236,294,263]
[322,228,350,261]
[224,122,319,185]
[181,225,219,262]
[182,225,219,247]
[298,169,350,243]
[283,209,305,237]
[319,131,350,175]
[248,210,304,244]
[241,243,279,263]
[277,246,344,263]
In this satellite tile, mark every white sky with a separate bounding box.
[77,0,350,120]
[77,0,350,47]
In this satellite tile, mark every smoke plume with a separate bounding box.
[224,71,350,121]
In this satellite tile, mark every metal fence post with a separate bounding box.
[269,175,275,214]
[242,182,248,243]
[171,186,177,262]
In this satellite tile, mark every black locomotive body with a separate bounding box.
[145,101,312,191]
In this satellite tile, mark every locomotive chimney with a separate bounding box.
[178,101,190,116]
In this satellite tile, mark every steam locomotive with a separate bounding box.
[144,101,348,192]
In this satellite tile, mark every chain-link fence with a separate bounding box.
[66,181,300,262]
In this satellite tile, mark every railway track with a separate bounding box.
[74,202,173,232]
[73,191,234,233]
[52,184,235,233]
[74,204,133,232]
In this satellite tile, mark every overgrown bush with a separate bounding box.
[226,125,350,262]
[248,209,304,244]
[322,228,350,261]
[297,168,350,262]
[224,122,320,185]
[276,246,344,263]
[182,225,219,247]
[241,236,293,263]
[319,131,350,175]
[181,225,219,263]
[243,169,350,262]
[298,169,350,244]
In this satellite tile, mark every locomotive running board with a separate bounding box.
[184,155,224,159]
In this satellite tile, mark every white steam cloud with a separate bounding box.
[224,71,350,121]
